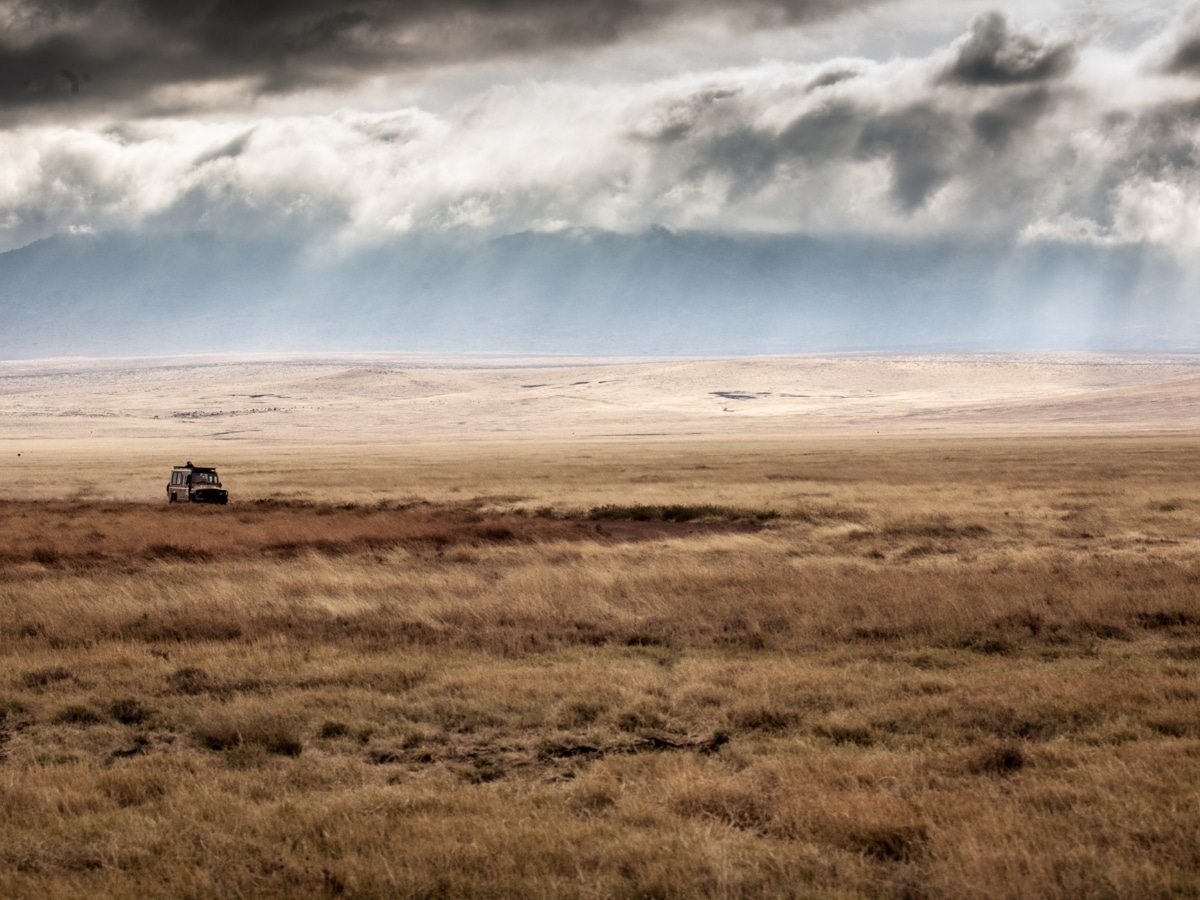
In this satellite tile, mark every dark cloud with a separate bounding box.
[970,87,1053,150]
[690,127,783,198]
[0,0,892,119]
[1114,97,1200,179]
[191,129,256,167]
[779,100,860,161]
[621,12,1089,218]
[941,12,1078,86]
[653,94,865,201]
[806,68,859,91]
[1165,36,1200,75]
[635,87,742,144]
[856,104,962,211]
[4,32,99,105]
[662,95,967,214]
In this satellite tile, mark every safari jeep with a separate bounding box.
[167,462,229,504]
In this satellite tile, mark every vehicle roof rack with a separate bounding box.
[176,463,218,473]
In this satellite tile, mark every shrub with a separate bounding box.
[842,823,929,862]
[728,705,798,733]
[109,697,154,725]
[21,667,73,688]
[815,723,874,747]
[588,504,778,523]
[318,720,351,739]
[969,741,1027,776]
[167,667,213,695]
[194,710,304,757]
[52,704,103,726]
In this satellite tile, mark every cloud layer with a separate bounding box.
[2,3,1199,269]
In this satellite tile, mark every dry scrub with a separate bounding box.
[0,437,1198,898]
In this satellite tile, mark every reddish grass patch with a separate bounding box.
[0,500,762,569]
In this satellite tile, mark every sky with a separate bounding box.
[1,1,1199,353]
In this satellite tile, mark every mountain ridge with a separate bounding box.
[0,228,1189,358]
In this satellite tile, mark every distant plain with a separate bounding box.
[1,354,1198,897]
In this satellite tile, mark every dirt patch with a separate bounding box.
[590,520,763,543]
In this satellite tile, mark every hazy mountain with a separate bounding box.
[0,228,1190,358]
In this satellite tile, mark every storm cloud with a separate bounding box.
[1,5,1198,267]
[1,0,895,118]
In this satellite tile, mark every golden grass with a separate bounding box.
[0,437,1198,897]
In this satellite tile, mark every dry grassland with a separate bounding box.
[1,437,1199,898]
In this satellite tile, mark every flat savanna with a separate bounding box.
[1,434,1198,898]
